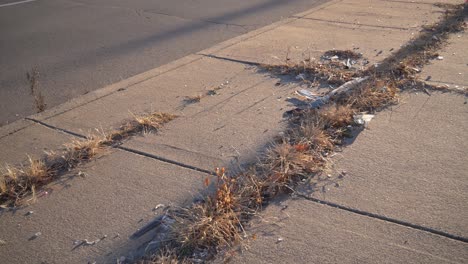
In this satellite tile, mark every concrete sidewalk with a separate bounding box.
[1,0,467,263]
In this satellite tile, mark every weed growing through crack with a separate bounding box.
[0,112,177,207]
[138,3,466,263]
[26,67,47,113]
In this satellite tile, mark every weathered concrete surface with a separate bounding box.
[0,121,73,165]
[300,92,468,237]
[123,70,298,172]
[0,150,211,264]
[203,0,449,65]
[420,30,468,89]
[298,0,446,29]
[0,0,466,263]
[233,199,468,264]
[38,57,251,133]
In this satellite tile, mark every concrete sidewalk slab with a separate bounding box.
[123,72,297,172]
[204,0,446,65]
[0,150,211,264]
[420,31,468,88]
[0,121,73,165]
[298,0,446,29]
[232,199,468,264]
[207,18,420,66]
[36,57,251,134]
[301,92,468,237]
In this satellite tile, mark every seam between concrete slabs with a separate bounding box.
[26,117,215,176]
[293,16,419,31]
[299,195,468,244]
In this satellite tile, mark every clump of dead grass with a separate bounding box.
[0,112,176,207]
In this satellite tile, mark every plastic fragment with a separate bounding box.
[354,114,375,126]
[153,204,165,211]
[295,89,317,99]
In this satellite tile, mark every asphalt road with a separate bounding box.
[0,0,327,126]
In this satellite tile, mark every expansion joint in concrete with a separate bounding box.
[298,194,468,244]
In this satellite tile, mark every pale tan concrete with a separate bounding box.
[232,199,468,264]
[0,150,211,264]
[301,92,468,237]
[204,0,452,66]
[0,121,73,165]
[123,70,297,172]
[420,30,468,88]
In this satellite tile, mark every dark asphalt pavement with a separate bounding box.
[0,0,326,125]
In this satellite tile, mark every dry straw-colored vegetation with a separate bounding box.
[0,112,176,207]
[138,3,466,263]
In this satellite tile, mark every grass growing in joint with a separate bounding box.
[0,112,177,207]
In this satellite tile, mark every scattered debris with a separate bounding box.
[322,50,362,60]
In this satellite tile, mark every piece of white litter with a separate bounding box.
[437,56,444,60]
[153,204,165,211]
[354,114,375,127]
[295,89,317,100]
[277,237,284,243]
[0,239,6,246]
[26,211,34,216]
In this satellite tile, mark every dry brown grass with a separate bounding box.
[138,248,189,264]
[0,111,176,207]
[318,105,355,128]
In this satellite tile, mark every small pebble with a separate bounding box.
[436,56,444,60]
[277,237,284,243]
[26,211,34,216]
[31,232,41,240]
